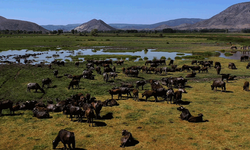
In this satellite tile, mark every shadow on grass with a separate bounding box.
[94,121,107,127]
[222,90,233,93]
[124,139,139,147]
[100,112,113,120]
[48,85,57,88]
[54,148,86,150]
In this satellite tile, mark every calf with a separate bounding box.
[132,89,139,101]
[53,129,75,149]
[243,81,249,91]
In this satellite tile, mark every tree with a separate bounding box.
[91,29,98,36]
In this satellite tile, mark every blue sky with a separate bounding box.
[0,0,248,25]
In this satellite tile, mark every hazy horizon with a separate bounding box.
[0,0,248,25]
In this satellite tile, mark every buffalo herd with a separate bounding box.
[1,55,250,149]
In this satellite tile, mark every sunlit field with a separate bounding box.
[1,33,250,150]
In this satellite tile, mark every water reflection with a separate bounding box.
[219,51,250,60]
[0,49,192,64]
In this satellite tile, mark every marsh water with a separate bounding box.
[0,48,249,64]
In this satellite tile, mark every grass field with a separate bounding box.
[1,33,250,150]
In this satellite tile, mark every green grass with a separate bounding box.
[1,33,250,149]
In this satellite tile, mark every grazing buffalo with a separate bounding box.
[95,66,101,74]
[72,75,83,81]
[42,78,52,88]
[241,55,249,61]
[136,80,147,90]
[120,130,134,148]
[228,63,236,69]
[53,129,75,149]
[216,66,221,75]
[53,70,58,77]
[104,67,113,73]
[168,59,174,66]
[191,60,197,65]
[246,62,250,69]
[115,60,124,65]
[75,61,79,67]
[109,89,122,99]
[124,70,139,77]
[142,90,157,102]
[188,113,208,122]
[243,81,249,91]
[0,100,13,116]
[68,80,80,89]
[181,65,191,72]
[199,67,208,73]
[103,72,109,82]
[214,62,221,68]
[109,72,118,80]
[221,74,230,82]
[190,66,200,72]
[177,106,192,120]
[64,104,84,122]
[27,83,45,93]
[211,80,226,92]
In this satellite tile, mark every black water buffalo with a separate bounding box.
[186,71,196,78]
[199,67,208,73]
[53,70,58,77]
[181,65,191,72]
[42,78,52,88]
[95,66,101,74]
[173,88,187,105]
[102,99,119,107]
[216,66,221,75]
[168,59,174,65]
[120,130,135,148]
[53,129,75,149]
[177,106,192,120]
[27,83,45,93]
[115,60,124,65]
[91,100,103,119]
[0,100,13,116]
[75,61,79,67]
[109,72,118,80]
[211,80,226,92]
[85,106,95,127]
[243,81,249,91]
[124,69,139,77]
[228,75,237,80]
[103,72,109,82]
[64,104,84,122]
[188,113,208,122]
[214,62,221,68]
[246,62,250,69]
[228,63,236,69]
[191,60,197,65]
[190,66,200,72]
[221,74,230,82]
[33,109,50,118]
[135,80,147,90]
[68,80,80,89]
[241,55,249,61]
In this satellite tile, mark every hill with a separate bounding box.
[74,19,116,32]
[191,2,250,29]
[0,16,48,33]
[109,18,204,30]
[41,24,81,31]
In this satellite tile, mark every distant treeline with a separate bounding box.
[1,28,250,35]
